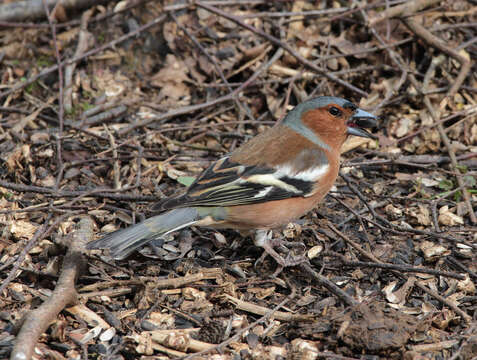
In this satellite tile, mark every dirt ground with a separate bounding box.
[0,0,476,359]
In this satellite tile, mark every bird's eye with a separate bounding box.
[329,106,342,117]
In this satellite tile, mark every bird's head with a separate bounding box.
[283,96,377,151]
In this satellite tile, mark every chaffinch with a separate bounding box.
[87,96,377,271]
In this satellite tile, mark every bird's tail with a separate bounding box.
[86,207,202,260]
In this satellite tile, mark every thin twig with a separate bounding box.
[402,17,472,97]
[0,213,54,294]
[181,286,296,359]
[118,47,284,135]
[0,179,157,201]
[0,14,168,100]
[300,262,358,306]
[63,9,93,112]
[42,0,65,193]
[194,0,367,97]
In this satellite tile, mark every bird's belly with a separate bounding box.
[221,193,325,229]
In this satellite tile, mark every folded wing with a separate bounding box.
[158,154,329,210]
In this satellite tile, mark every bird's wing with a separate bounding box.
[159,155,330,209]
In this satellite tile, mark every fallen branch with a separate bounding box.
[0,0,102,22]
[368,0,441,26]
[10,217,94,360]
[0,179,157,201]
[64,9,94,113]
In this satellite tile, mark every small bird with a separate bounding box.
[87,96,377,271]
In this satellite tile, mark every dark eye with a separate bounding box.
[329,106,342,117]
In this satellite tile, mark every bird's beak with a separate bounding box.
[347,108,377,139]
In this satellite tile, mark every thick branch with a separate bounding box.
[10,217,94,360]
[0,0,104,22]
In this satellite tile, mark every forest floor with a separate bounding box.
[0,0,476,359]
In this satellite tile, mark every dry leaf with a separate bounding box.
[438,205,464,226]
[457,274,476,294]
[66,304,110,329]
[150,54,191,104]
[9,220,38,240]
[419,241,449,260]
[383,277,415,305]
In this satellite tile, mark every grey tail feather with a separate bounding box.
[86,207,202,260]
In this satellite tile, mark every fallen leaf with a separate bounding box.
[419,241,449,260]
[438,205,464,226]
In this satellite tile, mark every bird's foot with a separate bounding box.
[254,230,307,277]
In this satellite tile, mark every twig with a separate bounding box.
[0,213,54,294]
[446,256,477,280]
[335,258,465,280]
[42,0,65,193]
[10,216,94,360]
[104,125,121,190]
[224,294,313,321]
[414,281,472,323]
[326,224,473,323]
[118,47,284,135]
[340,173,379,221]
[327,223,381,263]
[327,200,473,323]
[0,14,168,100]
[169,11,253,121]
[238,7,348,19]
[368,0,442,26]
[362,6,476,226]
[194,0,367,97]
[339,173,476,249]
[415,82,475,224]
[402,17,472,97]
[181,286,296,359]
[69,104,128,128]
[409,62,474,225]
[397,106,477,144]
[0,179,157,201]
[10,97,55,134]
[300,263,358,306]
[365,4,475,227]
[64,9,93,113]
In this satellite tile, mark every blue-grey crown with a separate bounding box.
[282,96,357,150]
[282,96,355,125]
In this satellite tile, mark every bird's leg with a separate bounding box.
[253,229,307,276]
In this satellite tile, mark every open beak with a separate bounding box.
[347,108,377,139]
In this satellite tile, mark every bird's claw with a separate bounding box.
[254,230,307,277]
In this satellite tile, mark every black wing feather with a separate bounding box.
[156,156,315,210]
